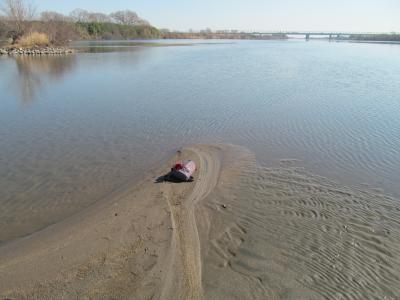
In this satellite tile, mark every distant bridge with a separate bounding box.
[248,31,379,40]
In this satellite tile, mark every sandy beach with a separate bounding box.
[1,144,400,299]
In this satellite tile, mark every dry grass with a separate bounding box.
[17,32,50,48]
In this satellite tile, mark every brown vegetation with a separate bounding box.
[37,12,78,45]
[16,31,49,47]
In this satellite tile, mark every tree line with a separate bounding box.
[0,0,160,46]
[161,29,287,40]
[348,34,400,42]
[42,8,150,26]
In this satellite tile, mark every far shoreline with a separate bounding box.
[2,37,399,57]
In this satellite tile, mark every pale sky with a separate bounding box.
[35,0,399,32]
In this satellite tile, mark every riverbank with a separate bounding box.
[0,46,74,56]
[1,144,400,299]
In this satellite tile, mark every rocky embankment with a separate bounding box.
[0,47,74,56]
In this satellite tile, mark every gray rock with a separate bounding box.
[0,46,74,56]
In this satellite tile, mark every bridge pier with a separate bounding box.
[306,34,310,41]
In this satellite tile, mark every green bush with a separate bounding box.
[76,22,160,40]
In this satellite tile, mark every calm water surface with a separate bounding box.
[1,40,400,242]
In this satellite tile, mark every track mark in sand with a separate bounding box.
[162,146,221,300]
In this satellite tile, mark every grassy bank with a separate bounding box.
[0,21,160,47]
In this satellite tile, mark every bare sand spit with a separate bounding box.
[1,144,400,299]
[0,144,229,299]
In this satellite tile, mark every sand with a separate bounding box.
[1,144,400,299]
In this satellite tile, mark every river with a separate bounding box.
[1,39,400,244]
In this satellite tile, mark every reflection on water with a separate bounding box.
[13,55,77,104]
[75,46,136,53]
[72,40,193,54]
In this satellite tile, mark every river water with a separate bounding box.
[1,40,400,243]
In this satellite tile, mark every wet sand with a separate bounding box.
[1,144,400,299]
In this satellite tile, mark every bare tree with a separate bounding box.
[70,9,111,23]
[69,8,89,23]
[109,10,148,26]
[0,0,36,42]
[38,10,75,45]
[40,11,69,22]
[87,12,111,23]
[0,15,8,38]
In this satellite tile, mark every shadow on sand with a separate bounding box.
[155,171,194,183]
